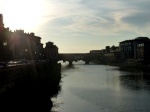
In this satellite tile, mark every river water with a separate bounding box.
[51,61,150,112]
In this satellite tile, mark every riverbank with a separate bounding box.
[0,61,61,112]
[91,60,150,73]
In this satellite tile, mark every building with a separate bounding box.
[104,51,120,63]
[0,14,52,62]
[45,41,58,61]
[119,39,134,60]
[9,30,44,60]
[119,37,150,65]
[90,50,101,54]
[30,33,44,60]
[104,45,120,64]
[0,14,10,61]
[0,14,4,33]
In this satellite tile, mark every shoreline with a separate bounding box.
[92,61,150,73]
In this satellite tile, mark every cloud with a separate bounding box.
[122,12,150,26]
[118,0,150,27]
[41,1,118,35]
[29,0,150,52]
[2,0,150,52]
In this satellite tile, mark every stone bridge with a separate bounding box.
[58,53,102,65]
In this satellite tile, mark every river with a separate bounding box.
[51,61,150,112]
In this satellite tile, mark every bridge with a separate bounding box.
[58,53,102,65]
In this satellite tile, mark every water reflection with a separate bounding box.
[52,64,150,112]
[0,85,61,112]
[0,71,61,112]
[120,72,150,91]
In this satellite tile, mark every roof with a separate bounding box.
[120,37,150,43]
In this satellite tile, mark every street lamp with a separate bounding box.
[3,41,7,46]
[3,41,7,64]
[25,49,28,52]
[35,52,37,62]
[25,49,28,63]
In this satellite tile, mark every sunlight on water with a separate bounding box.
[51,63,150,112]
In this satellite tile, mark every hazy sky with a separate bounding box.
[1,0,150,53]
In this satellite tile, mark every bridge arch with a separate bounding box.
[58,53,101,65]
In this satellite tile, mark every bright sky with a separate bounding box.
[1,0,150,53]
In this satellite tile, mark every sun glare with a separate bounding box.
[0,0,47,32]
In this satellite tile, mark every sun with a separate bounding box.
[0,0,47,32]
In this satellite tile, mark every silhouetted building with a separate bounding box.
[45,41,58,61]
[120,37,150,65]
[104,51,120,64]
[110,45,119,52]
[104,45,120,64]
[30,33,44,60]
[0,14,11,61]
[90,50,101,54]
[0,14,4,61]
[0,14,48,62]
[105,46,110,53]
[0,14,4,33]
[119,39,134,60]
[9,30,44,60]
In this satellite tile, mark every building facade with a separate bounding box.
[9,30,44,60]
[119,37,150,65]
[119,40,134,60]
[0,14,60,62]
[45,41,58,61]
[0,14,4,33]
